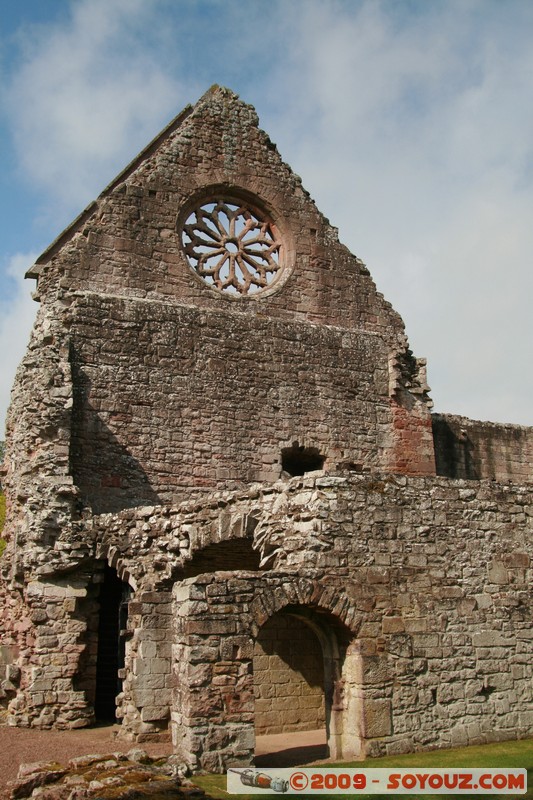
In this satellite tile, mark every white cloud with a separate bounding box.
[4,0,183,215]
[265,0,533,424]
[414,192,533,423]
[0,254,38,437]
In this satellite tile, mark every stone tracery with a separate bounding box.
[181,199,282,294]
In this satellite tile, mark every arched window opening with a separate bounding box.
[281,444,325,477]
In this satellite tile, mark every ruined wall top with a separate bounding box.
[433,413,533,483]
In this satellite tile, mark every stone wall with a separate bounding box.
[14,85,434,521]
[67,293,400,512]
[119,590,173,741]
[433,414,533,483]
[1,306,83,578]
[86,473,533,769]
[0,469,531,767]
[1,86,532,773]
[253,611,326,735]
[1,572,94,729]
[3,473,533,769]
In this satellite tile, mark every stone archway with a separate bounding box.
[253,603,363,761]
[170,573,370,771]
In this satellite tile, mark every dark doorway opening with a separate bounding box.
[281,443,325,476]
[94,565,131,721]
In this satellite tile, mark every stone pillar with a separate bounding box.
[8,577,93,728]
[387,351,436,476]
[171,576,255,773]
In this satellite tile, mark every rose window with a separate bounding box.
[181,199,282,295]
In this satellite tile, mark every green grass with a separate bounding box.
[192,738,533,800]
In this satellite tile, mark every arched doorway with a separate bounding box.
[253,605,357,763]
[94,564,131,721]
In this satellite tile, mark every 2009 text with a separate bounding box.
[227,766,527,794]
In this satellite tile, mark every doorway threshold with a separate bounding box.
[254,729,328,767]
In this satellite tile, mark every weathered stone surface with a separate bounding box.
[433,413,533,483]
[253,612,325,735]
[0,86,531,773]
[7,752,200,799]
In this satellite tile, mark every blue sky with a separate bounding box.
[1,0,532,431]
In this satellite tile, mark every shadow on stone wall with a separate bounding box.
[183,539,261,578]
[433,412,533,482]
[69,349,161,514]
[432,416,479,479]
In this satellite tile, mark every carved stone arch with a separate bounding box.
[95,542,138,589]
[187,510,260,553]
[250,578,364,760]
[179,511,261,578]
[250,577,361,635]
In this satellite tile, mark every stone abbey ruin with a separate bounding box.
[0,86,532,772]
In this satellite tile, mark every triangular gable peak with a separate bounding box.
[30,86,405,339]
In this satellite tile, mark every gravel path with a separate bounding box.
[0,723,172,798]
[0,724,329,797]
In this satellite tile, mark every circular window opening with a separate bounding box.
[181,198,283,296]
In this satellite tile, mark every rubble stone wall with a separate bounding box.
[3,573,95,729]
[1,306,82,577]
[0,468,531,766]
[0,579,27,708]
[89,473,532,770]
[433,413,533,483]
